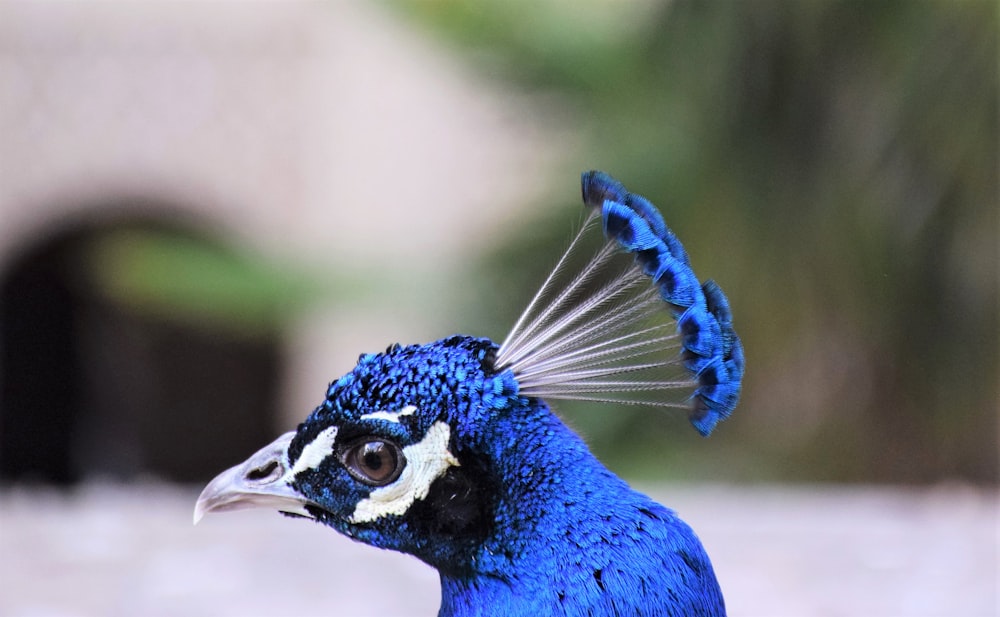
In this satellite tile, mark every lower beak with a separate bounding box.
[193,431,315,524]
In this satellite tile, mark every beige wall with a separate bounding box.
[0,0,564,425]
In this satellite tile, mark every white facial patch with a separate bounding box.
[289,426,339,477]
[349,420,459,524]
[359,405,417,424]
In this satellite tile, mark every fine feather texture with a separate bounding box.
[297,338,726,616]
[496,171,743,436]
[195,171,741,617]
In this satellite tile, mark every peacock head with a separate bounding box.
[195,170,745,576]
[194,335,519,569]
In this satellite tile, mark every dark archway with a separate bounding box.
[1,208,282,484]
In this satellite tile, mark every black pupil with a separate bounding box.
[344,439,401,485]
[362,444,386,471]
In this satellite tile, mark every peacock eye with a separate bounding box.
[342,439,404,486]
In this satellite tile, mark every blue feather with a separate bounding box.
[301,337,725,616]
[497,170,743,436]
[194,171,743,616]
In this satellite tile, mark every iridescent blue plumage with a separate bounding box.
[194,171,743,617]
[496,171,743,436]
[581,170,743,436]
[292,337,724,616]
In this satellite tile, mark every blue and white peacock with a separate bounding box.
[195,171,744,616]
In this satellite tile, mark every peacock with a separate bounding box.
[195,171,744,616]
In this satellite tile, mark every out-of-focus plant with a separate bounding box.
[83,228,349,338]
[394,0,998,483]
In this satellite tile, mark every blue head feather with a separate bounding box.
[498,170,743,436]
[287,336,725,616]
[197,171,741,617]
[585,171,742,435]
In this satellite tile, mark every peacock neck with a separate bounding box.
[440,399,645,598]
[436,398,725,617]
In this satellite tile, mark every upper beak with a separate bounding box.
[193,431,315,525]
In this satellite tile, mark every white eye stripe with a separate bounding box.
[287,404,417,478]
[289,426,339,477]
[359,405,418,424]
[349,420,459,524]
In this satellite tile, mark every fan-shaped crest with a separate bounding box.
[494,171,743,436]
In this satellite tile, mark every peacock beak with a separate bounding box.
[193,431,315,524]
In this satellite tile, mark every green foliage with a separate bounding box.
[397,0,998,483]
[82,229,339,337]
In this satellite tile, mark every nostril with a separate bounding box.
[245,460,279,482]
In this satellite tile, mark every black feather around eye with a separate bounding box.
[409,453,495,546]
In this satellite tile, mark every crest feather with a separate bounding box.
[495,171,744,436]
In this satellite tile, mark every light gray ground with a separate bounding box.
[1,483,996,617]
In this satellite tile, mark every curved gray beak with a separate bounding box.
[193,431,315,525]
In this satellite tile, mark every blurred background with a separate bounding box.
[0,1,996,616]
